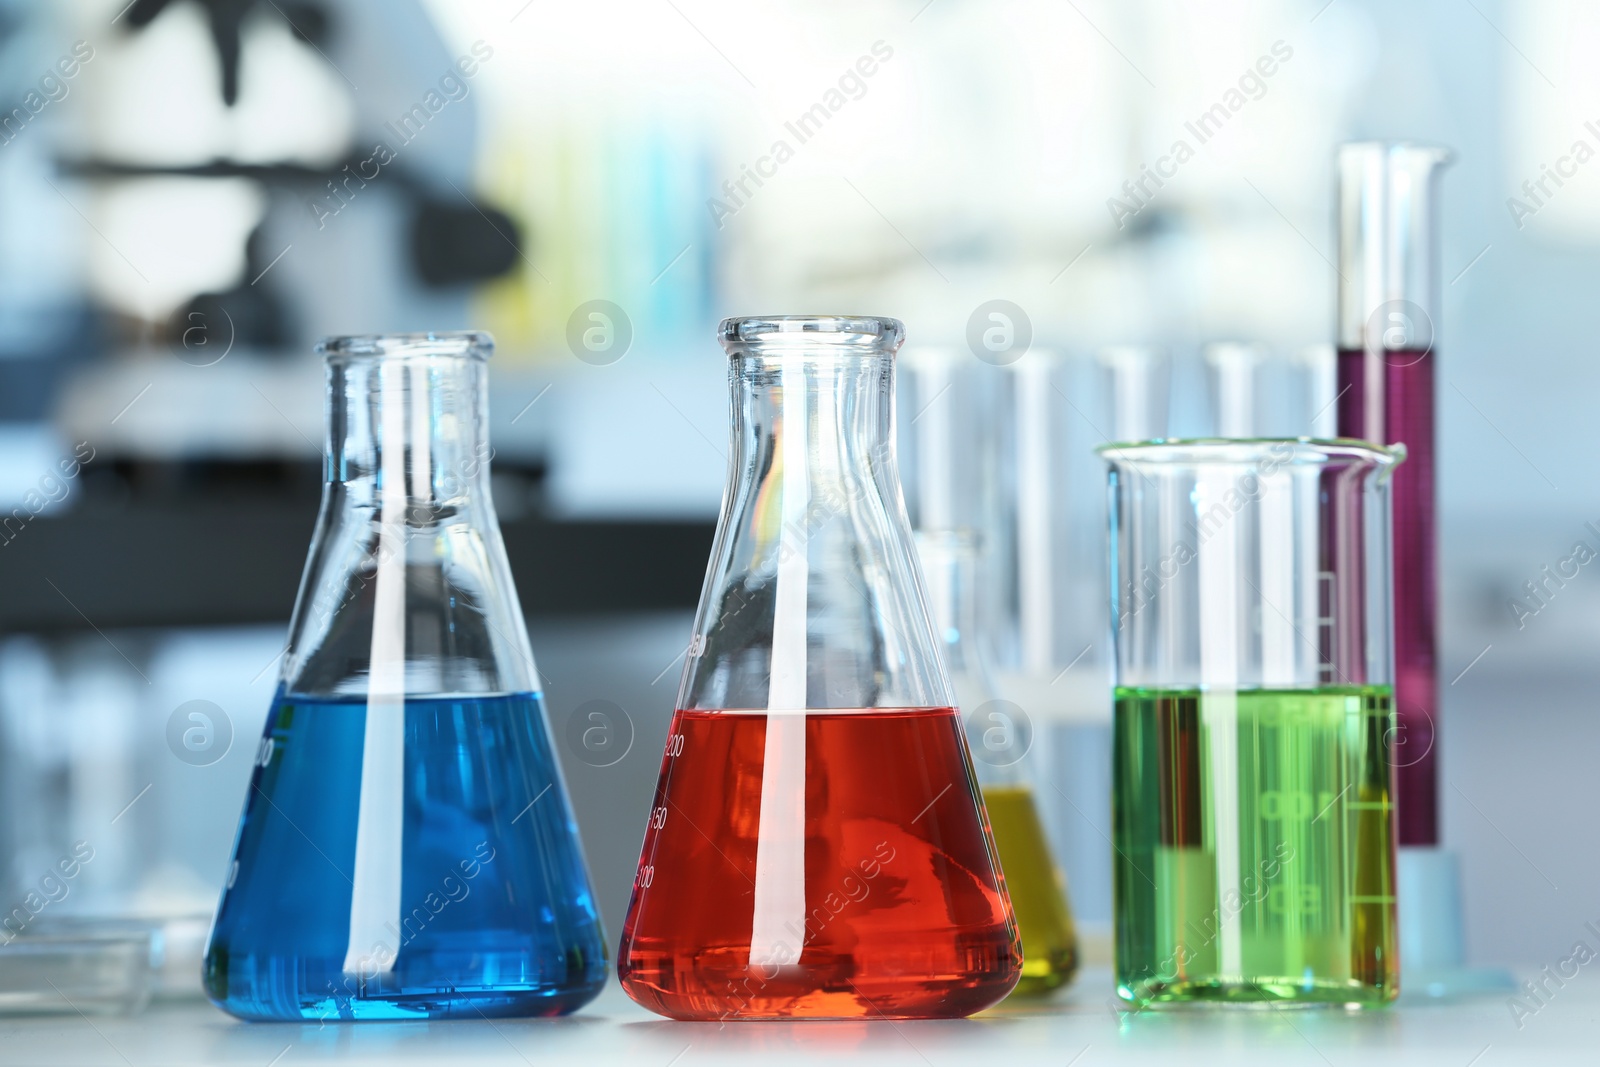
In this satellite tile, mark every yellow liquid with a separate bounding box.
[983,784,1079,995]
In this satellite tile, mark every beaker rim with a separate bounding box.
[1097,436,1406,469]
[315,332,494,362]
[719,315,905,355]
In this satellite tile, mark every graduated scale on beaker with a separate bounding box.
[617,316,1020,1020]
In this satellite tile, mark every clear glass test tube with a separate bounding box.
[989,350,1117,937]
[917,528,1080,998]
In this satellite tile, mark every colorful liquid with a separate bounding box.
[204,691,607,1020]
[1113,686,1397,1007]
[1338,346,1437,845]
[617,707,1020,1019]
[981,784,1078,996]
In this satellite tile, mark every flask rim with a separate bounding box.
[718,315,904,356]
[315,331,494,362]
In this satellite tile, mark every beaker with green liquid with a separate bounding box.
[916,530,1079,997]
[1100,438,1404,1008]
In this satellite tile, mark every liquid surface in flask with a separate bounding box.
[981,784,1078,995]
[618,707,1019,1020]
[1113,685,1397,1007]
[204,690,607,1020]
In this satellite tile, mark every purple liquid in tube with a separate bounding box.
[1334,141,1449,849]
[1337,346,1436,846]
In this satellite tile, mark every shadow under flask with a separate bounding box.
[617,316,1021,1020]
[203,332,607,1021]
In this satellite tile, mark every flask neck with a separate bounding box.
[722,316,904,486]
[730,349,895,491]
[326,353,493,510]
[680,315,949,712]
[283,333,535,700]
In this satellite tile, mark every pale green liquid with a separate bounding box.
[1113,686,1397,1007]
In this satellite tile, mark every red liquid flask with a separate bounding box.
[617,316,1021,1020]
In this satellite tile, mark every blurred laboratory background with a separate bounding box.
[0,0,1593,998]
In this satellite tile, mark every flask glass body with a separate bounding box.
[617,317,1020,1020]
[203,333,606,1021]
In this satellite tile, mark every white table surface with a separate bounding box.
[0,968,1585,1067]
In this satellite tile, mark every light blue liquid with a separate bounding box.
[203,690,606,1020]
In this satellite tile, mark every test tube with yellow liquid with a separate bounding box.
[917,530,1079,997]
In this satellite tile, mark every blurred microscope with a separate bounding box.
[55,0,524,464]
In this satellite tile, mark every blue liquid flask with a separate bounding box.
[203,333,606,1020]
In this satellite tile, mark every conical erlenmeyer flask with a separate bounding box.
[916,530,1079,998]
[203,332,606,1020]
[617,316,1020,1020]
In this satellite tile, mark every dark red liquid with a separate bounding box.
[1337,346,1437,846]
[617,707,1020,1019]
